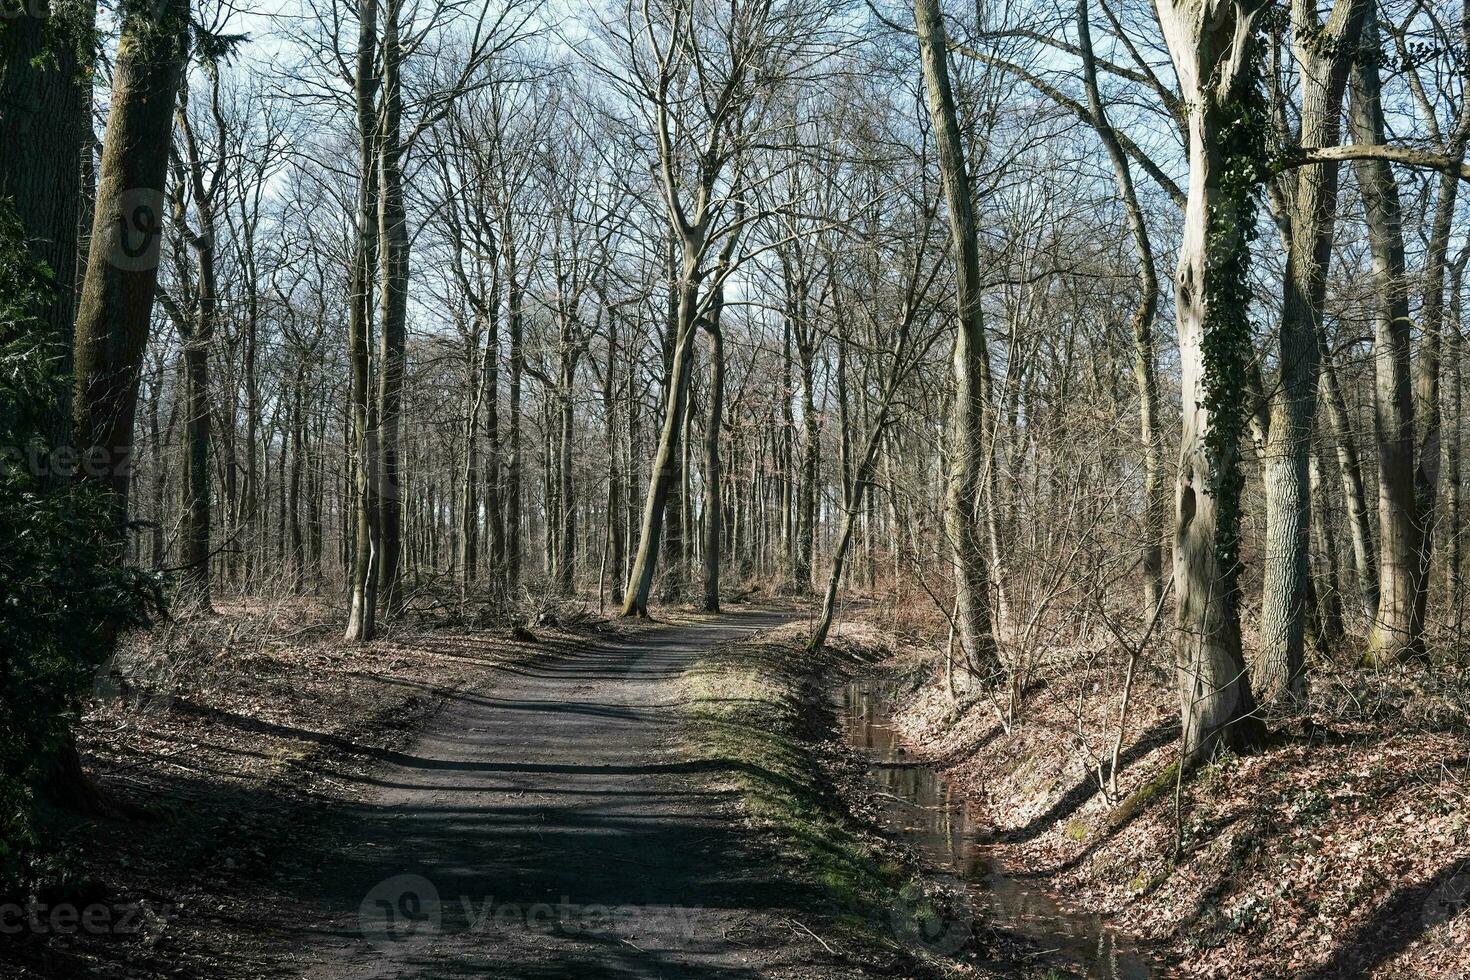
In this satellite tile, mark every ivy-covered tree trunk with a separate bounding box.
[1156,0,1266,765]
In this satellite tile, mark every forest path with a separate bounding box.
[286,607,813,979]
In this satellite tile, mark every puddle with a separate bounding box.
[838,678,1154,979]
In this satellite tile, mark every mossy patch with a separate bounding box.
[677,630,993,976]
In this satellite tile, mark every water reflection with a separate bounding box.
[839,679,1154,980]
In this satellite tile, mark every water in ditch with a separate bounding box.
[838,677,1155,979]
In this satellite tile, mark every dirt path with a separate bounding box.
[279,608,817,979]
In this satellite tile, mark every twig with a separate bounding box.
[788,917,837,956]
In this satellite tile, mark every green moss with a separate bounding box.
[1109,760,1181,830]
[677,631,963,973]
[679,637,905,923]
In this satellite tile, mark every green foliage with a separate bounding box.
[0,201,157,893]
[1199,47,1270,601]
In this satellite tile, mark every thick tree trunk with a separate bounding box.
[1,0,93,406]
[1156,0,1266,764]
[1257,0,1365,699]
[72,0,190,517]
[915,0,1001,678]
[65,0,190,813]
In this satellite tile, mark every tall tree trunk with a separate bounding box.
[72,0,190,518]
[243,232,260,589]
[485,277,505,576]
[289,366,306,593]
[915,0,1001,678]
[795,338,817,592]
[603,314,626,605]
[1409,125,1469,648]
[1,0,93,426]
[1448,255,1466,627]
[622,270,700,617]
[624,335,641,598]
[780,316,795,576]
[506,273,524,593]
[149,371,167,568]
[556,368,576,594]
[66,0,190,812]
[460,335,481,596]
[702,321,725,612]
[376,0,408,617]
[1155,0,1266,764]
[179,337,212,608]
[1349,38,1419,664]
[344,0,381,642]
[1256,0,1363,699]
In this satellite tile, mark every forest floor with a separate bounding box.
[828,598,1470,979]
[7,596,988,979]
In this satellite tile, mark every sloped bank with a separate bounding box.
[857,607,1470,979]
